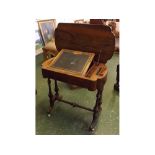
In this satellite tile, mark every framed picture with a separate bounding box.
[37,19,56,45]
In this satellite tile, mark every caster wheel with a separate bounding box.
[89,126,95,132]
[47,114,51,117]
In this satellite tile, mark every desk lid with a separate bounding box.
[55,23,115,64]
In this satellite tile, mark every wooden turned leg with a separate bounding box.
[114,64,119,91]
[54,80,63,100]
[89,85,104,132]
[54,80,59,98]
[47,78,55,117]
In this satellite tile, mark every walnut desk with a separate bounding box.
[42,23,115,131]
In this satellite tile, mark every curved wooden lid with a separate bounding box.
[55,23,115,63]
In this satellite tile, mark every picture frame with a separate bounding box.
[37,19,56,45]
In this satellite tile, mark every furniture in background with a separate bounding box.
[106,20,119,52]
[37,19,58,60]
[42,23,115,131]
[90,19,107,25]
[114,64,119,91]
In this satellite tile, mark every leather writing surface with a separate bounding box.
[52,50,89,72]
[49,49,95,76]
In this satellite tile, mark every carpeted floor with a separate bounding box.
[36,52,119,135]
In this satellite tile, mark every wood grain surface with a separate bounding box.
[55,23,115,64]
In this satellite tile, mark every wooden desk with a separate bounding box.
[42,23,115,131]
